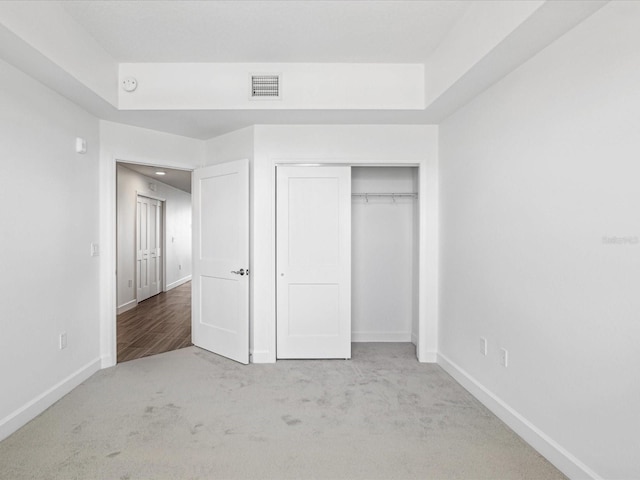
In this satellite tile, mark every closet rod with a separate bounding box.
[351,192,418,197]
[351,192,418,203]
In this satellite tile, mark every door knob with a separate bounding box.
[231,268,246,276]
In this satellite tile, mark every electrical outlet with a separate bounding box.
[179,264,182,270]
[500,348,509,367]
[128,279,133,288]
[59,332,67,350]
[480,337,487,356]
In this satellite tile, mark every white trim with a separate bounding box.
[437,353,602,480]
[0,358,101,442]
[99,153,118,369]
[166,275,192,291]
[352,332,412,343]
[411,332,418,346]
[250,349,274,364]
[420,350,438,363]
[101,354,115,369]
[134,189,166,203]
[162,197,168,296]
[117,299,137,315]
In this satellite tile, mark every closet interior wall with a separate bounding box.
[351,167,419,344]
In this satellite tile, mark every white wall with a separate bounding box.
[100,121,204,170]
[116,165,192,312]
[0,58,101,440]
[99,121,204,367]
[438,3,640,479]
[252,125,438,363]
[119,63,423,110]
[204,126,255,166]
[351,167,417,342]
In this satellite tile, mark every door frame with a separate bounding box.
[135,192,166,303]
[270,159,438,363]
[101,157,194,368]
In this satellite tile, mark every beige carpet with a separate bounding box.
[0,343,566,480]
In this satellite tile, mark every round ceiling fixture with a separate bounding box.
[122,76,138,92]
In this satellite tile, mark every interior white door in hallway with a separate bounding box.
[276,166,352,359]
[192,159,250,364]
[136,195,163,302]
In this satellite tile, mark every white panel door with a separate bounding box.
[137,195,162,302]
[277,166,351,359]
[192,159,250,364]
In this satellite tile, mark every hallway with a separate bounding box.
[117,282,192,362]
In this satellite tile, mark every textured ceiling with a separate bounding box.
[59,0,469,63]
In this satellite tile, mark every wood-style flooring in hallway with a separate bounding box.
[117,282,192,363]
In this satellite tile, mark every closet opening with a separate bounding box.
[275,164,420,361]
[351,166,419,357]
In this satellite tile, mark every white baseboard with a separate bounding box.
[419,350,438,363]
[437,353,602,480]
[117,299,137,315]
[166,275,192,291]
[352,331,412,342]
[0,357,101,442]
[411,332,418,346]
[250,349,275,363]
[101,354,116,369]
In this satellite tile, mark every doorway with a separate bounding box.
[116,162,193,362]
[275,165,419,360]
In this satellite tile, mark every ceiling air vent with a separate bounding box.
[250,74,281,100]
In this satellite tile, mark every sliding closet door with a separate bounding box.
[276,166,351,359]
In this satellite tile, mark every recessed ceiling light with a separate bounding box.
[155,171,166,176]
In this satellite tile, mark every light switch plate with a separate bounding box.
[75,137,87,154]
